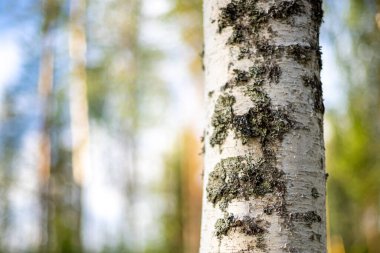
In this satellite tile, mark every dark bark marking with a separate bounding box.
[302,74,324,114]
[311,187,319,199]
[290,211,322,227]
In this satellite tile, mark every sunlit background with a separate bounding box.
[0,0,379,252]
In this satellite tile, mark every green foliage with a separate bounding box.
[326,0,380,252]
[155,143,184,253]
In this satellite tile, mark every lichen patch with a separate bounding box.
[215,213,266,239]
[229,63,282,88]
[209,89,292,147]
[206,156,285,210]
[218,0,306,35]
[210,94,236,147]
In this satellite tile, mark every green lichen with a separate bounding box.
[218,0,262,33]
[229,63,281,87]
[209,89,292,147]
[233,69,252,84]
[285,44,315,65]
[254,41,319,66]
[215,213,265,239]
[210,94,236,147]
[228,24,252,45]
[216,0,308,70]
[206,156,284,209]
[239,87,293,144]
[268,1,304,20]
[255,41,279,59]
[249,65,267,80]
[214,213,235,238]
[218,0,306,35]
[256,234,267,250]
[267,63,282,84]
[217,0,322,73]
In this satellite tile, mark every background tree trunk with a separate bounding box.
[69,0,89,186]
[68,0,88,251]
[38,1,58,250]
[38,23,54,253]
[200,0,326,252]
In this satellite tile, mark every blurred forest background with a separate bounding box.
[0,0,379,252]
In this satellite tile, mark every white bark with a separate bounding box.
[200,0,326,252]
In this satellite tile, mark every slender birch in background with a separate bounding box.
[37,0,86,251]
[68,0,88,250]
[200,0,326,252]
[38,22,54,253]
[69,0,89,186]
[38,0,58,250]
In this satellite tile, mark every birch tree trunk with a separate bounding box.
[38,1,58,250]
[67,0,89,250]
[200,0,326,252]
[69,0,89,186]
[38,28,54,253]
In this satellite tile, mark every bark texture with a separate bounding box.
[200,0,326,252]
